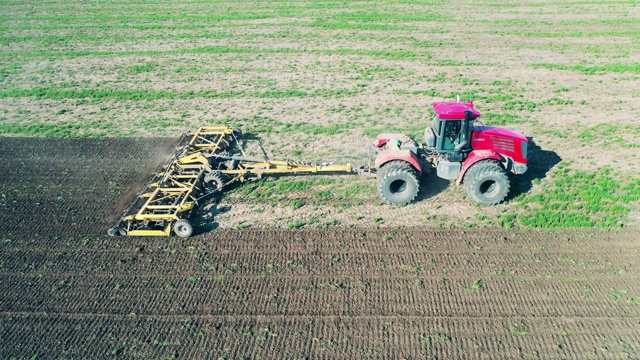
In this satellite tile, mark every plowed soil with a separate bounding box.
[1,138,639,359]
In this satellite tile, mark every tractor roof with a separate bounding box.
[432,101,481,119]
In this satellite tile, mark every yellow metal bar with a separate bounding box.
[198,126,235,133]
[187,126,234,148]
[147,194,177,204]
[167,178,191,189]
[221,163,352,175]
[173,174,201,179]
[134,214,180,221]
[134,187,161,218]
[126,227,171,237]
[177,202,195,212]
[177,153,210,166]
[156,188,192,192]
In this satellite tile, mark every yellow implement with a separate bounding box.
[109,126,353,238]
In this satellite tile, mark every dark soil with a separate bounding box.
[1,138,639,359]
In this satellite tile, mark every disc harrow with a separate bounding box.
[109,126,353,238]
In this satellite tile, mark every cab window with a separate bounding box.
[442,120,462,151]
[432,114,441,136]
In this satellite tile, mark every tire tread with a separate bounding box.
[464,160,510,205]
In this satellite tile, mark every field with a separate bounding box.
[1,0,640,358]
[2,0,640,228]
[1,138,640,359]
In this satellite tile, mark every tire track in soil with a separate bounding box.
[1,138,640,358]
[2,275,639,318]
[1,314,639,359]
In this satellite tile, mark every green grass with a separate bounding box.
[514,165,640,228]
[482,113,525,126]
[289,199,305,210]
[0,86,358,100]
[0,45,425,60]
[1,0,639,229]
[0,121,121,137]
[288,218,314,229]
[533,62,640,74]
[578,123,640,149]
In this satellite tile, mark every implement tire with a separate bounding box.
[107,227,126,236]
[204,171,225,192]
[174,219,194,238]
[378,164,420,205]
[463,160,510,205]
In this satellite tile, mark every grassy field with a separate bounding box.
[1,0,639,229]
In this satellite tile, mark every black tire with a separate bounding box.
[107,227,126,236]
[377,160,415,180]
[378,165,420,205]
[173,219,194,238]
[204,171,225,191]
[463,160,510,205]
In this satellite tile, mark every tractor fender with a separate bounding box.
[375,149,422,174]
[374,132,403,148]
[457,150,502,185]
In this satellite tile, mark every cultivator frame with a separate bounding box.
[109,126,353,238]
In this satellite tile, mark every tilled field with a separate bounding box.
[1,138,639,359]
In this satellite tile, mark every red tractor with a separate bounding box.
[373,101,528,205]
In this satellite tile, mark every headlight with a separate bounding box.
[521,141,528,159]
[513,162,528,174]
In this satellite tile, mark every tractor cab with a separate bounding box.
[425,101,480,161]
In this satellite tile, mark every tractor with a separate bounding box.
[373,101,528,205]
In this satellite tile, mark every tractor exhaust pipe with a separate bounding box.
[454,109,472,153]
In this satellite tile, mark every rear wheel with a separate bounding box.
[173,219,193,238]
[376,160,414,180]
[378,162,420,205]
[463,160,510,205]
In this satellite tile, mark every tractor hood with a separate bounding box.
[472,125,528,164]
[474,126,527,142]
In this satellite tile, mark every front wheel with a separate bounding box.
[463,161,510,205]
[378,165,420,205]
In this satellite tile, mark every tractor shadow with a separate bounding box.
[507,138,562,200]
[415,168,451,202]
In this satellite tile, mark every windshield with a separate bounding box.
[432,114,441,136]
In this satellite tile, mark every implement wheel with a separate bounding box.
[107,227,126,236]
[173,219,194,238]
[378,163,420,205]
[464,160,510,205]
[204,171,225,192]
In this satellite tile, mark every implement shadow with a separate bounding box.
[191,202,230,235]
[508,137,562,200]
